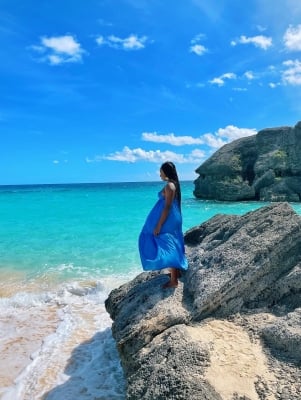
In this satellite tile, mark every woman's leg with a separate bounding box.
[163,267,178,288]
[167,269,182,278]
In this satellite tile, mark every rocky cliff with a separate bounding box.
[194,121,301,202]
[105,202,301,400]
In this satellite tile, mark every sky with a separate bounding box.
[1,0,301,185]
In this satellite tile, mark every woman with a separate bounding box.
[138,161,188,288]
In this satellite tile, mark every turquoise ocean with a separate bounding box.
[1,181,301,400]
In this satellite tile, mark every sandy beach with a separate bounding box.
[0,278,125,400]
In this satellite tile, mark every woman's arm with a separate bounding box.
[153,182,175,235]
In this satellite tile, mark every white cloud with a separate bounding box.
[209,72,236,86]
[201,134,227,149]
[123,35,147,50]
[188,148,206,160]
[142,132,204,146]
[190,34,207,56]
[231,35,272,50]
[199,126,256,149]
[283,25,301,51]
[30,45,45,53]
[269,82,280,88]
[48,54,63,65]
[96,35,105,46]
[210,77,224,86]
[91,146,205,164]
[89,125,257,166]
[244,71,254,80]
[42,36,80,55]
[256,25,267,33]
[191,33,206,43]
[216,125,257,141]
[31,35,85,65]
[143,127,256,148]
[190,44,207,56]
[282,59,301,85]
[96,34,148,50]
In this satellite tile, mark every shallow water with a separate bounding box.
[0,277,128,400]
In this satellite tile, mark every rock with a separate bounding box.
[126,324,222,400]
[261,309,301,363]
[194,121,301,201]
[184,202,301,319]
[105,202,301,399]
[105,271,191,374]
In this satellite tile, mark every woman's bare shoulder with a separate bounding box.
[166,181,176,191]
[163,181,176,197]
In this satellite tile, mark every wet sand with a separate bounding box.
[0,278,125,400]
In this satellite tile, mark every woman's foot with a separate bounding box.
[163,268,179,288]
[163,280,178,289]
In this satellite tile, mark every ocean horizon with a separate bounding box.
[1,181,301,399]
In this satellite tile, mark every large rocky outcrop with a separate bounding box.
[105,202,301,399]
[194,121,301,202]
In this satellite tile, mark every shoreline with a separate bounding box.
[0,277,126,400]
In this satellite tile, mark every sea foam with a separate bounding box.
[0,278,126,400]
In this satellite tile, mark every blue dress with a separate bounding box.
[138,191,188,271]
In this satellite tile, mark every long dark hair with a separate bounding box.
[161,161,182,211]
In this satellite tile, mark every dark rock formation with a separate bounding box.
[105,202,301,399]
[194,121,301,202]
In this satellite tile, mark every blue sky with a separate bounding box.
[1,0,301,184]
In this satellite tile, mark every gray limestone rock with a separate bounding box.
[184,202,301,319]
[261,308,301,363]
[105,202,301,399]
[126,324,222,400]
[194,121,301,202]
